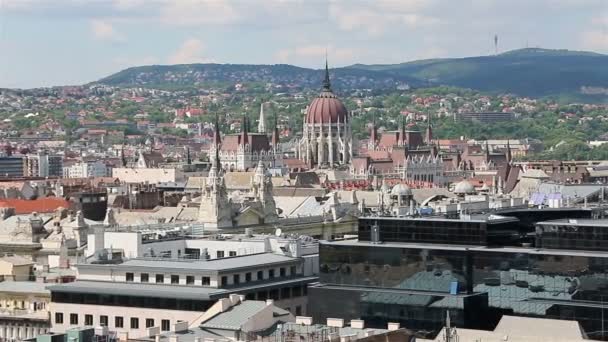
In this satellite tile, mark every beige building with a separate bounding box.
[0,255,34,281]
[419,315,593,342]
[0,281,51,340]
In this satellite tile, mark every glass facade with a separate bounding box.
[358,217,519,246]
[51,292,214,311]
[313,242,608,340]
[536,221,608,252]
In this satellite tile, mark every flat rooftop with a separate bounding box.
[536,218,608,227]
[78,253,300,273]
[46,276,318,300]
[0,281,49,295]
[324,239,608,258]
[360,214,518,224]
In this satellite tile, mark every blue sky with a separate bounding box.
[1,0,607,88]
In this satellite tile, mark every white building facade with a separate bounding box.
[63,161,110,178]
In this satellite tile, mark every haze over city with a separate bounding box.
[1,0,608,87]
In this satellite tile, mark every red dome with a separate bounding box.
[305,90,348,124]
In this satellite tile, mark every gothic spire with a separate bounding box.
[214,113,222,146]
[426,114,433,145]
[271,114,280,146]
[214,113,221,166]
[506,139,512,164]
[258,101,267,134]
[120,144,127,167]
[485,140,491,162]
[322,57,331,91]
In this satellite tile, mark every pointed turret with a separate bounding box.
[214,113,222,146]
[258,102,267,134]
[369,114,378,150]
[240,115,249,146]
[271,114,280,146]
[322,58,331,91]
[485,141,491,162]
[212,113,222,167]
[399,116,406,146]
[120,145,127,167]
[506,140,512,164]
[425,113,433,144]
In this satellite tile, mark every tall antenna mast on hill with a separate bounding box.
[494,34,499,55]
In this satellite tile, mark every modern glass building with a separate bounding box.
[309,211,608,340]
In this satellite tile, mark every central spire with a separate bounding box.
[322,57,331,91]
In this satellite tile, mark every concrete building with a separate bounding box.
[24,153,63,178]
[63,160,110,178]
[0,281,51,341]
[0,156,25,178]
[0,255,34,281]
[48,246,318,339]
[454,111,516,123]
[419,315,593,342]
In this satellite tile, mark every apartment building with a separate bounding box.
[47,246,317,339]
[63,160,110,178]
[0,281,51,341]
[24,153,63,177]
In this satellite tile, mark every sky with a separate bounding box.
[1,0,608,88]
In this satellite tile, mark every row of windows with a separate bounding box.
[55,313,172,331]
[51,284,309,310]
[125,265,298,286]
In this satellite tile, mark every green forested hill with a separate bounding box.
[97,48,608,100]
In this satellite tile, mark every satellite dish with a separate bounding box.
[275,228,282,237]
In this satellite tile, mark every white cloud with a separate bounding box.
[328,0,440,36]
[168,38,214,64]
[160,0,241,26]
[90,19,126,42]
[275,45,357,66]
[113,56,159,68]
[581,30,608,51]
[112,0,146,11]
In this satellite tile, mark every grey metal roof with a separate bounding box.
[46,276,319,301]
[536,218,608,227]
[78,253,299,274]
[120,253,299,272]
[47,280,225,300]
[324,239,608,258]
[201,300,267,330]
[0,281,49,295]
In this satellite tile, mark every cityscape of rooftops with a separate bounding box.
[1,1,608,341]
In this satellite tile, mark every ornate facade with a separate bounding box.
[297,62,352,169]
[210,111,282,172]
[199,122,278,229]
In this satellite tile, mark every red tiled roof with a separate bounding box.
[0,198,70,214]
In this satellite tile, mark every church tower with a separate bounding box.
[251,160,278,223]
[199,115,233,228]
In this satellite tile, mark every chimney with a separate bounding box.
[229,293,241,305]
[327,318,344,328]
[295,316,313,326]
[350,320,364,329]
[387,322,400,331]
